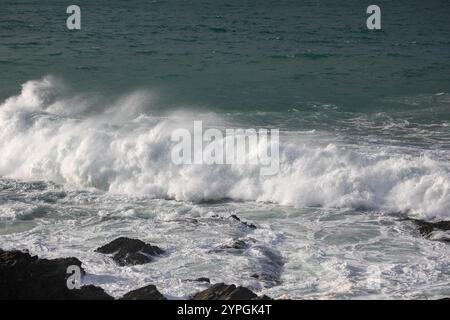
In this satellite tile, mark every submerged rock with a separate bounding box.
[213,239,253,253]
[183,277,211,283]
[223,239,251,250]
[230,214,257,229]
[96,237,165,266]
[120,285,166,300]
[0,249,112,300]
[194,277,211,283]
[192,283,272,300]
[251,246,284,287]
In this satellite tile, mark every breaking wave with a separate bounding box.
[0,76,449,221]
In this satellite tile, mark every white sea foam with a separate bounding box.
[0,77,449,221]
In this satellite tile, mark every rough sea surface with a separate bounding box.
[0,0,449,299]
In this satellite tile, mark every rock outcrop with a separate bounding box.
[0,248,275,301]
[414,220,450,241]
[183,277,211,283]
[192,283,272,300]
[230,214,257,230]
[120,285,167,300]
[95,237,165,266]
[0,249,112,300]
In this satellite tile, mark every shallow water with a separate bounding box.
[1,177,450,299]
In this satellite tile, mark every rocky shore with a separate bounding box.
[0,248,112,300]
[0,236,271,300]
[2,216,449,300]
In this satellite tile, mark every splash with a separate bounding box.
[0,77,449,221]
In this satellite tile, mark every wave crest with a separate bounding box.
[0,77,449,221]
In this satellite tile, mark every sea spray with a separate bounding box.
[0,77,449,221]
[171,121,280,176]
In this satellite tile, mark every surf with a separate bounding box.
[0,76,449,222]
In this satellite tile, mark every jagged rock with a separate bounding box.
[0,249,112,300]
[230,214,257,229]
[68,285,113,300]
[230,214,240,221]
[414,220,450,241]
[96,237,165,266]
[192,283,271,300]
[120,285,166,300]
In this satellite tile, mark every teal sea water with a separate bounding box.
[0,0,450,299]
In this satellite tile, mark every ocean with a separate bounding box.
[0,0,450,299]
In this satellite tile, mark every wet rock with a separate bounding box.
[68,285,113,300]
[251,271,281,287]
[183,277,211,283]
[243,222,257,230]
[230,214,240,221]
[213,239,253,253]
[230,214,257,229]
[414,220,450,241]
[192,283,272,300]
[120,285,166,300]
[0,249,112,300]
[96,237,165,266]
[225,239,250,250]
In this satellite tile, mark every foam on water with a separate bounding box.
[0,75,449,298]
[0,77,449,221]
[0,182,449,299]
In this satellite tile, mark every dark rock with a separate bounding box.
[120,285,166,300]
[183,277,211,283]
[414,220,450,241]
[96,237,165,266]
[0,249,112,300]
[230,214,241,222]
[69,285,113,300]
[226,239,250,250]
[230,214,257,229]
[417,221,435,237]
[243,222,257,230]
[214,239,251,253]
[251,271,282,287]
[192,283,272,300]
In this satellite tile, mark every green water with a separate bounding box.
[1,0,449,113]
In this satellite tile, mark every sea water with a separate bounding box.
[0,0,449,299]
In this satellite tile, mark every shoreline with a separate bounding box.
[0,237,272,300]
[2,216,449,300]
